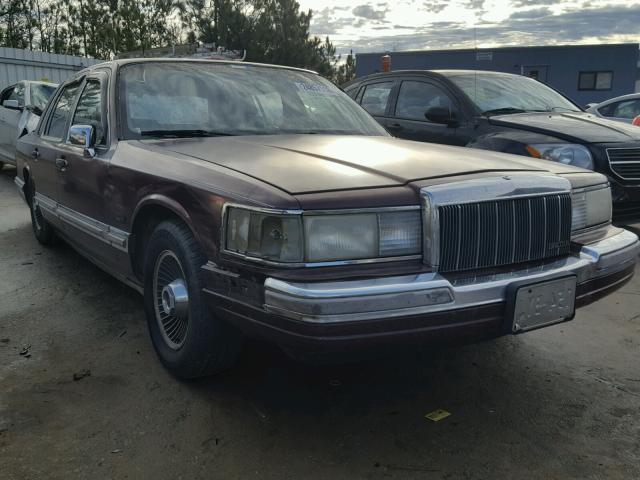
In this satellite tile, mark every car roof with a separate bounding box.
[592,92,640,107]
[343,69,520,88]
[78,57,318,76]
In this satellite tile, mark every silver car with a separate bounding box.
[586,93,640,124]
[0,80,58,169]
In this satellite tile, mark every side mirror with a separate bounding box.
[2,99,22,111]
[68,124,96,158]
[425,106,459,127]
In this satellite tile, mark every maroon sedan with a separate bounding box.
[13,59,639,378]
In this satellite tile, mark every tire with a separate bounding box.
[143,220,242,378]
[27,182,56,246]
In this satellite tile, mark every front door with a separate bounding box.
[387,80,466,146]
[57,74,109,221]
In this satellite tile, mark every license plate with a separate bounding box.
[512,276,576,333]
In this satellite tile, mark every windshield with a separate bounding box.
[30,83,57,112]
[449,74,581,115]
[119,62,388,138]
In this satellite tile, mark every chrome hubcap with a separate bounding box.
[153,251,190,350]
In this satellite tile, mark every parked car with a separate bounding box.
[14,59,639,378]
[343,71,640,222]
[0,80,58,169]
[586,93,640,124]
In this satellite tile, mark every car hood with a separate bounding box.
[149,134,582,195]
[488,111,640,143]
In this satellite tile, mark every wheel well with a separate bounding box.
[130,205,187,280]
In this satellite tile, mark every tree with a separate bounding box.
[333,50,356,85]
[0,0,344,81]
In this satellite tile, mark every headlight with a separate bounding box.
[571,185,612,231]
[226,207,303,262]
[224,206,421,264]
[526,143,594,170]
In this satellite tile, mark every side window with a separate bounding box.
[395,81,454,121]
[597,103,616,117]
[344,87,358,100]
[611,99,640,119]
[45,83,81,140]
[0,86,15,106]
[11,83,26,106]
[360,82,393,116]
[72,80,106,145]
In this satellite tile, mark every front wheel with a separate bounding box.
[143,220,242,378]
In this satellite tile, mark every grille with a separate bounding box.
[607,148,640,180]
[437,194,572,272]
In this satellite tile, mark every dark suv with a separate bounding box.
[344,70,640,221]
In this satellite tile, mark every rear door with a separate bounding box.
[387,79,467,146]
[33,80,83,205]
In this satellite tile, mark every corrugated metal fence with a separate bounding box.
[0,47,104,90]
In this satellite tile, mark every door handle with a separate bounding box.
[55,157,68,172]
[31,149,39,160]
[386,123,403,131]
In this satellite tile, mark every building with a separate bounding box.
[0,47,103,91]
[355,44,639,106]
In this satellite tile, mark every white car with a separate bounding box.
[0,80,58,169]
[586,93,640,124]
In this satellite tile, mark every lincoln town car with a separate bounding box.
[13,59,639,378]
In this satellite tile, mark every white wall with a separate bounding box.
[0,47,104,90]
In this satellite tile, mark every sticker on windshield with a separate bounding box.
[294,82,336,95]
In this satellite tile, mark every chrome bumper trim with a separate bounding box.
[264,229,639,323]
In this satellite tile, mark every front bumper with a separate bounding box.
[204,228,639,349]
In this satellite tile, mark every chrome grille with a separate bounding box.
[437,194,572,272]
[607,148,640,180]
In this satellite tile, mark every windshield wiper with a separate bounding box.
[140,129,235,138]
[482,107,531,116]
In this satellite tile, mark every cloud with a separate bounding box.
[339,4,640,53]
[509,7,552,19]
[512,0,556,5]
[352,4,389,21]
[310,6,356,34]
[423,0,448,13]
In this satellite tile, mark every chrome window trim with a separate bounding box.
[34,192,129,252]
[220,202,422,268]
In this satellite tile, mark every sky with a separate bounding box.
[299,0,640,56]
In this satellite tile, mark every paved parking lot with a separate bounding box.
[1,166,640,479]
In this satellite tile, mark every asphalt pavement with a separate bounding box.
[1,166,639,480]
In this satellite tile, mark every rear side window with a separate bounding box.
[360,82,393,116]
[45,83,81,140]
[72,80,106,145]
[395,81,454,121]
